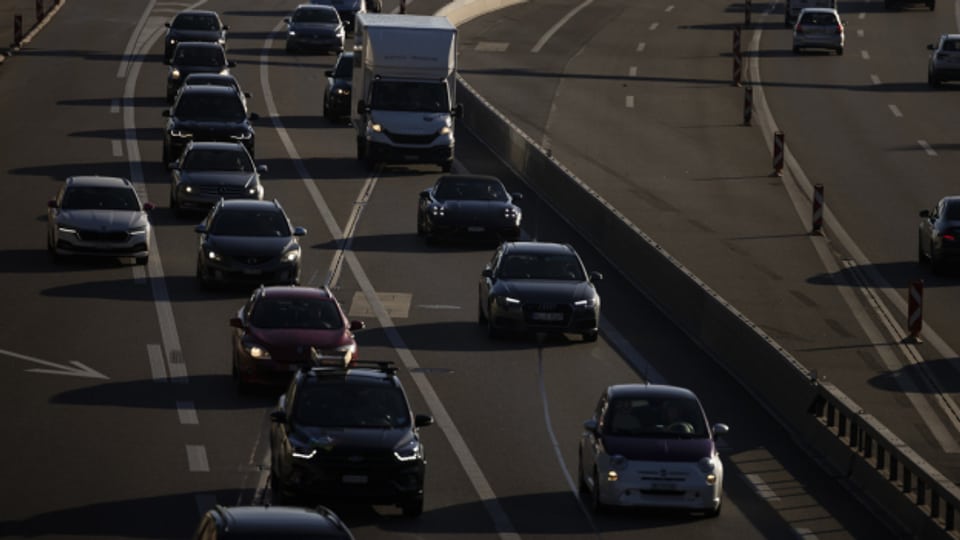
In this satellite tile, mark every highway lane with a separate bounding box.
[0,0,897,538]
[454,0,960,486]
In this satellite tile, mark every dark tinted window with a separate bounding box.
[434,179,506,201]
[799,12,837,24]
[370,81,449,112]
[182,147,253,172]
[174,45,226,67]
[293,7,340,23]
[333,55,353,78]
[944,201,960,220]
[497,252,585,281]
[250,297,344,330]
[61,186,140,211]
[293,382,411,428]
[172,13,221,31]
[208,208,292,237]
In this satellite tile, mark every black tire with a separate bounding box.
[929,72,940,88]
[416,213,425,236]
[836,47,843,56]
[932,254,945,276]
[401,496,423,518]
[577,452,588,494]
[792,46,800,54]
[440,161,452,173]
[919,234,929,263]
[196,259,212,289]
[356,137,366,161]
[477,296,487,324]
[705,501,722,518]
[162,144,170,168]
[323,97,334,122]
[47,235,60,263]
[486,303,502,339]
[929,0,935,10]
[591,471,606,513]
[270,471,287,505]
[583,330,599,343]
[136,255,148,266]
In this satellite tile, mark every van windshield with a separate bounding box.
[369,80,449,113]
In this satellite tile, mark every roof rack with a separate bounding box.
[300,358,397,376]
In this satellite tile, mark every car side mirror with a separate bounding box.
[243,92,252,99]
[589,271,603,282]
[481,268,493,279]
[920,209,931,218]
[143,202,156,212]
[293,226,307,236]
[257,164,268,174]
[164,22,171,28]
[712,423,730,436]
[270,410,288,424]
[583,419,598,433]
[223,25,230,30]
[47,199,58,209]
[227,60,237,68]
[349,320,365,332]
[194,223,207,234]
[453,103,464,117]
[928,44,935,51]
[325,70,334,77]
[249,112,260,121]
[229,317,244,329]
[415,414,434,428]
[162,110,170,117]
[419,189,430,199]
[284,17,291,24]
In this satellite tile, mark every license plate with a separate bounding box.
[532,312,563,321]
[342,474,368,484]
[404,154,419,161]
[467,226,485,232]
[651,482,678,491]
[243,269,260,275]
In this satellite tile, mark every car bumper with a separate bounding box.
[280,459,425,504]
[368,141,453,166]
[426,219,520,241]
[287,35,344,53]
[327,93,351,117]
[793,34,844,49]
[597,461,722,512]
[175,186,262,210]
[54,233,149,258]
[199,259,300,286]
[490,303,598,334]
[931,66,960,81]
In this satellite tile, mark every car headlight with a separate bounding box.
[292,447,316,460]
[370,122,382,133]
[171,68,181,80]
[230,132,253,141]
[393,439,421,462]
[242,341,271,360]
[495,295,521,308]
[282,248,301,263]
[430,205,445,217]
[439,126,452,136]
[217,38,226,45]
[57,226,78,235]
[129,227,147,236]
[169,39,177,45]
[170,129,193,139]
[574,297,597,308]
[247,185,262,197]
[335,88,349,95]
[205,249,222,262]
[219,68,230,76]
[288,29,297,36]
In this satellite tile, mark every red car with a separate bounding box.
[230,285,364,391]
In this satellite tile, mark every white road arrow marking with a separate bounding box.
[0,348,109,379]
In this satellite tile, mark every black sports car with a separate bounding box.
[417,174,522,243]
[478,241,602,341]
[919,195,960,274]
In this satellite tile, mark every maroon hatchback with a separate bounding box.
[230,285,364,391]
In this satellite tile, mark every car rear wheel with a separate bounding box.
[792,46,800,54]
[918,233,929,263]
[356,137,366,161]
[929,72,940,87]
[136,255,148,266]
[836,47,843,56]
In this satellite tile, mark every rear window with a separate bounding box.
[800,12,838,25]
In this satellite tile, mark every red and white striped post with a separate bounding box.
[743,85,753,126]
[13,14,22,45]
[772,131,785,176]
[811,183,824,234]
[907,280,923,343]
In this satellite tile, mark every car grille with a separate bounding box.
[229,255,274,265]
[384,130,437,145]
[522,303,572,327]
[193,184,247,197]
[76,229,129,243]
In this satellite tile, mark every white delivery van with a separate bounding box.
[784,0,837,25]
[351,13,460,172]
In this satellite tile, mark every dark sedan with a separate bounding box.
[195,199,306,287]
[284,4,345,54]
[163,10,228,63]
[170,141,266,214]
[166,41,235,103]
[478,242,602,341]
[919,195,960,273]
[323,51,352,121]
[417,174,522,243]
[230,285,364,391]
[163,85,258,165]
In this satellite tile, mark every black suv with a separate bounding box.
[163,85,257,165]
[270,361,434,516]
[192,505,354,539]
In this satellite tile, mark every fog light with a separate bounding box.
[606,470,618,482]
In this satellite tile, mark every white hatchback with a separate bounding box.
[792,7,844,55]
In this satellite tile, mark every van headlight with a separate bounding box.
[439,126,452,135]
[393,439,421,462]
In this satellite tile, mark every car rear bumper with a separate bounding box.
[490,304,599,334]
[793,34,844,49]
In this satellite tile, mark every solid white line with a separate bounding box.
[531,0,594,53]
[649,22,660,31]
[919,139,938,156]
[626,95,635,108]
[186,445,209,472]
[870,74,881,85]
[861,50,870,60]
[888,104,903,118]
[147,344,167,381]
[177,401,199,425]
[629,66,637,77]
[637,42,646,52]
[746,473,781,501]
[260,28,519,539]
[112,140,123,157]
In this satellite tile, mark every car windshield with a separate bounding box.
[61,186,140,211]
[497,253,585,281]
[172,14,220,31]
[943,40,960,52]
[174,46,226,67]
[333,55,352,78]
[174,94,246,121]
[182,148,253,172]
[605,397,708,438]
[250,298,345,330]
[293,382,411,428]
[370,80,449,113]
[944,201,960,220]
[208,209,292,237]
[293,8,339,23]
[434,179,506,201]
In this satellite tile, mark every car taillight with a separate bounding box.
[834,24,843,34]
[795,25,803,33]
[944,233,957,242]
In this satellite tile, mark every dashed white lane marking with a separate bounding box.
[861,50,870,60]
[531,0,594,53]
[649,22,660,30]
[186,445,209,472]
[629,66,637,77]
[637,42,646,52]
[794,528,819,540]
[870,74,881,85]
[746,473,781,501]
[132,266,147,284]
[919,139,938,156]
[475,41,509,52]
[857,29,864,38]
[147,344,167,381]
[112,140,123,157]
[177,401,199,425]
[888,104,903,118]
[626,95,635,108]
[110,99,120,114]
[859,11,866,18]
[665,4,675,11]
[416,304,462,310]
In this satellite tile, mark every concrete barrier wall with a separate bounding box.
[455,72,960,539]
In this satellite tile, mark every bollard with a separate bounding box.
[906,280,923,343]
[36,0,43,22]
[744,0,752,27]
[13,14,22,45]
[772,131,784,176]
[811,183,824,234]
[732,50,742,86]
[743,85,753,126]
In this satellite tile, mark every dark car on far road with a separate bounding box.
[164,10,228,63]
[163,85,258,165]
[192,504,355,539]
[417,174,522,244]
[166,41,235,103]
[195,199,306,287]
[230,285,365,391]
[478,241,602,341]
[270,361,434,516]
[323,51,353,121]
[284,4,345,54]
[919,195,960,273]
[927,34,960,86]
[169,141,266,214]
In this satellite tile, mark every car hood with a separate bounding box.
[179,170,257,188]
[248,327,349,349]
[603,435,714,462]
[290,22,340,34]
[494,279,594,303]
[205,236,297,256]
[58,209,147,230]
[370,110,450,134]
[167,29,223,42]
[291,425,413,452]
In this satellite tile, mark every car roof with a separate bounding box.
[217,199,282,211]
[798,7,838,13]
[213,505,350,535]
[184,73,238,83]
[174,9,220,18]
[502,241,576,256]
[177,85,239,97]
[437,174,504,185]
[940,195,960,204]
[65,176,133,189]
[298,361,400,385]
[607,384,699,401]
[185,141,247,151]
[296,3,339,12]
